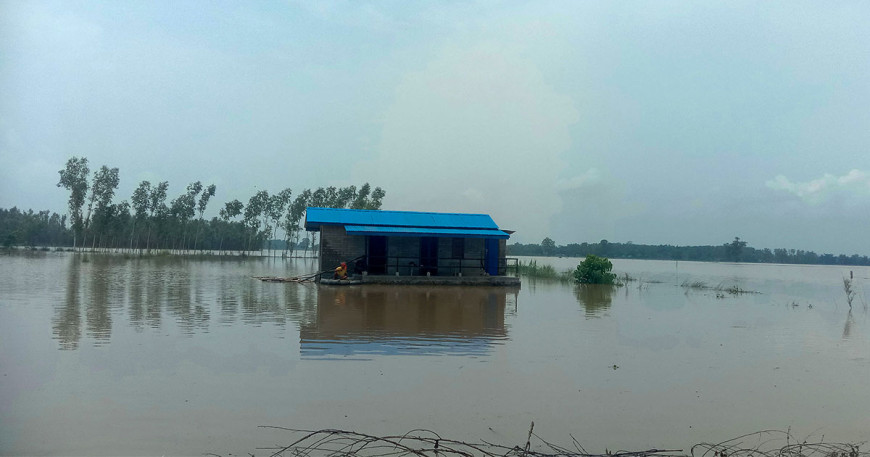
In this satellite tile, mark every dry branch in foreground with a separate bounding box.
[247,427,864,457]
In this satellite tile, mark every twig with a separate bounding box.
[255,427,863,457]
[525,422,535,457]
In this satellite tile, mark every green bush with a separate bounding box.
[574,254,617,284]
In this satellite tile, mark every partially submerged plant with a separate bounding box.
[714,283,755,295]
[619,272,636,283]
[574,255,616,285]
[843,277,855,309]
[681,280,759,295]
[681,280,708,290]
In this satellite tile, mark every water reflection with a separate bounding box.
[86,256,113,344]
[47,254,519,352]
[128,260,146,331]
[53,258,82,350]
[843,310,854,339]
[300,286,517,357]
[49,255,320,349]
[574,284,615,318]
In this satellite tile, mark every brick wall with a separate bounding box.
[319,225,365,272]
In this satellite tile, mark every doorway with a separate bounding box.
[419,237,439,276]
[368,236,387,274]
[485,238,499,276]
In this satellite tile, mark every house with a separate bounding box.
[304,207,519,286]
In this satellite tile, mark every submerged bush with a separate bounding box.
[574,255,616,284]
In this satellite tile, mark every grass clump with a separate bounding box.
[714,283,756,295]
[681,279,759,295]
[681,280,708,290]
[517,260,574,282]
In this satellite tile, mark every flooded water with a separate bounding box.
[1,252,868,456]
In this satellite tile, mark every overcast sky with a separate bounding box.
[2,1,869,255]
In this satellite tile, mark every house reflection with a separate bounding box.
[300,286,517,357]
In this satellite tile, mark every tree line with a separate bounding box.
[1,156,385,255]
[509,236,870,267]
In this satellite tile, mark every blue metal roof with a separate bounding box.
[305,207,499,230]
[305,207,509,239]
[344,225,510,239]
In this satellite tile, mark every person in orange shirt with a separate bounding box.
[333,262,348,280]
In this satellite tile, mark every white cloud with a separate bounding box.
[838,169,867,185]
[555,168,601,191]
[766,169,870,204]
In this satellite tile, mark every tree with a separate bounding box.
[541,237,556,256]
[598,239,610,257]
[218,199,243,253]
[57,157,90,249]
[726,237,747,262]
[146,181,168,252]
[244,191,268,254]
[307,188,328,255]
[110,200,130,250]
[87,165,120,249]
[169,181,201,252]
[193,183,216,251]
[336,186,356,208]
[47,155,390,254]
[350,184,371,209]
[368,187,386,209]
[349,183,386,210]
[323,186,338,207]
[267,188,291,257]
[130,181,151,251]
[574,254,617,284]
[284,191,309,257]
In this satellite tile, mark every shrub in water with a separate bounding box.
[574,254,616,284]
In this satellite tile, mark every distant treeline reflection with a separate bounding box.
[48,255,519,352]
[509,237,870,266]
[52,255,319,350]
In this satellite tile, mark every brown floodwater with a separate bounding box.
[0,252,868,456]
